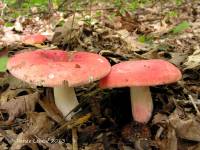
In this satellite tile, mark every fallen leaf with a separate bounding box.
[151,18,171,35]
[0,74,31,90]
[52,13,82,45]
[47,143,66,150]
[117,29,148,51]
[192,143,200,150]
[1,88,33,105]
[13,17,24,32]
[157,126,177,150]
[0,55,8,72]
[171,21,190,34]
[26,112,54,136]
[38,98,64,124]
[169,111,200,141]
[0,142,8,150]
[168,52,187,67]
[0,75,34,104]
[0,129,17,145]
[82,143,104,150]
[1,27,21,44]
[152,113,168,124]
[11,112,54,150]
[10,132,38,150]
[184,48,200,69]
[0,92,39,122]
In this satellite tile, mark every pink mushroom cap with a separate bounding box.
[22,34,47,44]
[7,50,111,87]
[100,59,182,88]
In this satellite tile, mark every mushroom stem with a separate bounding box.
[130,86,153,123]
[54,86,79,118]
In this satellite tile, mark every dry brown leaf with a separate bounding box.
[10,132,39,150]
[0,88,33,104]
[11,112,54,150]
[38,98,64,124]
[184,48,200,69]
[14,17,24,32]
[52,13,82,45]
[0,75,33,104]
[10,132,31,150]
[47,143,66,150]
[117,29,147,51]
[168,52,187,67]
[1,26,21,44]
[0,129,17,145]
[0,142,8,150]
[26,112,54,136]
[169,111,200,141]
[150,18,173,36]
[82,143,104,150]
[191,143,200,150]
[157,126,177,150]
[0,92,39,122]
[3,75,32,89]
[152,113,168,124]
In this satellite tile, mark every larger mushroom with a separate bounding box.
[100,59,182,123]
[7,50,111,118]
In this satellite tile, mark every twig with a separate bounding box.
[155,126,164,140]
[0,1,7,17]
[89,0,93,17]
[188,95,200,116]
[0,128,16,145]
[50,113,91,137]
[66,3,76,50]
[176,99,200,105]
[72,128,78,150]
[58,2,114,12]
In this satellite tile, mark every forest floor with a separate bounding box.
[0,0,200,150]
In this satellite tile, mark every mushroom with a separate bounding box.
[22,34,47,45]
[99,59,182,123]
[7,50,111,118]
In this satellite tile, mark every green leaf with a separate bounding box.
[138,35,153,44]
[5,22,14,27]
[95,11,102,17]
[175,0,183,5]
[138,35,146,43]
[128,1,138,11]
[167,11,178,18]
[171,21,190,34]
[119,8,127,16]
[0,56,8,72]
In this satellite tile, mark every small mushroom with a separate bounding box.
[7,50,111,119]
[100,59,182,123]
[22,34,47,44]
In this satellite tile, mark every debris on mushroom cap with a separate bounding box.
[100,59,182,88]
[7,50,111,87]
[22,34,47,44]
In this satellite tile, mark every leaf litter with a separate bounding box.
[0,0,200,149]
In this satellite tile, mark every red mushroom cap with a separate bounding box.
[22,34,47,44]
[100,59,182,88]
[7,50,111,87]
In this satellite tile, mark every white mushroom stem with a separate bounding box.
[130,86,153,123]
[54,86,79,118]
